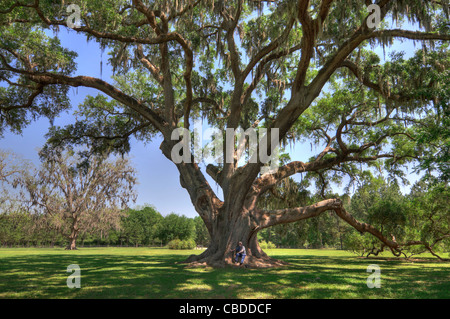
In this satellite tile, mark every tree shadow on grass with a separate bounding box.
[0,251,448,299]
[0,253,193,298]
[267,254,450,299]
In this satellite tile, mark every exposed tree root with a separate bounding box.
[182,250,288,269]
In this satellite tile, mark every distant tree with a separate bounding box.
[20,150,137,250]
[0,211,31,246]
[0,151,34,247]
[158,213,195,245]
[343,175,406,256]
[343,174,449,260]
[193,216,210,247]
[121,205,163,246]
[404,176,450,260]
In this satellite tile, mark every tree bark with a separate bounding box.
[184,206,287,268]
[65,218,79,250]
[66,235,78,250]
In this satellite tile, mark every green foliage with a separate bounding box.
[259,240,276,249]
[167,238,196,250]
[193,216,210,247]
[157,213,195,245]
[120,205,163,247]
[0,24,76,136]
[0,211,33,246]
[342,231,374,257]
[0,210,65,247]
[343,175,406,256]
[0,204,204,248]
[404,176,450,256]
[1,0,445,166]
[342,174,449,258]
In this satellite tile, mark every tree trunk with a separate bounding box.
[65,218,79,250]
[66,235,78,250]
[184,206,287,268]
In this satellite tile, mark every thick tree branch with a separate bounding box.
[252,157,338,196]
[135,44,163,85]
[53,122,152,146]
[305,0,394,103]
[317,0,334,23]
[293,0,315,90]
[252,145,416,197]
[132,0,163,34]
[168,0,202,21]
[0,83,44,111]
[159,140,223,229]
[0,57,168,134]
[369,29,450,42]
[242,16,296,81]
[257,198,343,228]
[333,205,400,251]
[192,97,228,117]
[206,164,223,185]
[220,0,244,80]
[257,198,401,253]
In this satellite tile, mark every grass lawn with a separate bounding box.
[0,247,448,299]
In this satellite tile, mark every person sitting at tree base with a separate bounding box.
[231,241,246,266]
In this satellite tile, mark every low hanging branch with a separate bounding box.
[257,198,449,260]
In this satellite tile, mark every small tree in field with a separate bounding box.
[23,151,137,250]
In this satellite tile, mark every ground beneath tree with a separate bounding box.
[182,252,290,269]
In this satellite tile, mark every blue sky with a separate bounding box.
[0,18,424,218]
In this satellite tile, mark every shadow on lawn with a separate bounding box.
[270,254,450,298]
[0,251,448,299]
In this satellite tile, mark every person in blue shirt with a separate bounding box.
[231,241,246,265]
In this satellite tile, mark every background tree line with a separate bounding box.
[1,171,447,258]
[0,204,210,249]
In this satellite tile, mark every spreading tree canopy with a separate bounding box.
[0,0,448,267]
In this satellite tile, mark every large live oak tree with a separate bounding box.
[0,0,448,267]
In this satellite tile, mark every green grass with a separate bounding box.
[0,247,448,299]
